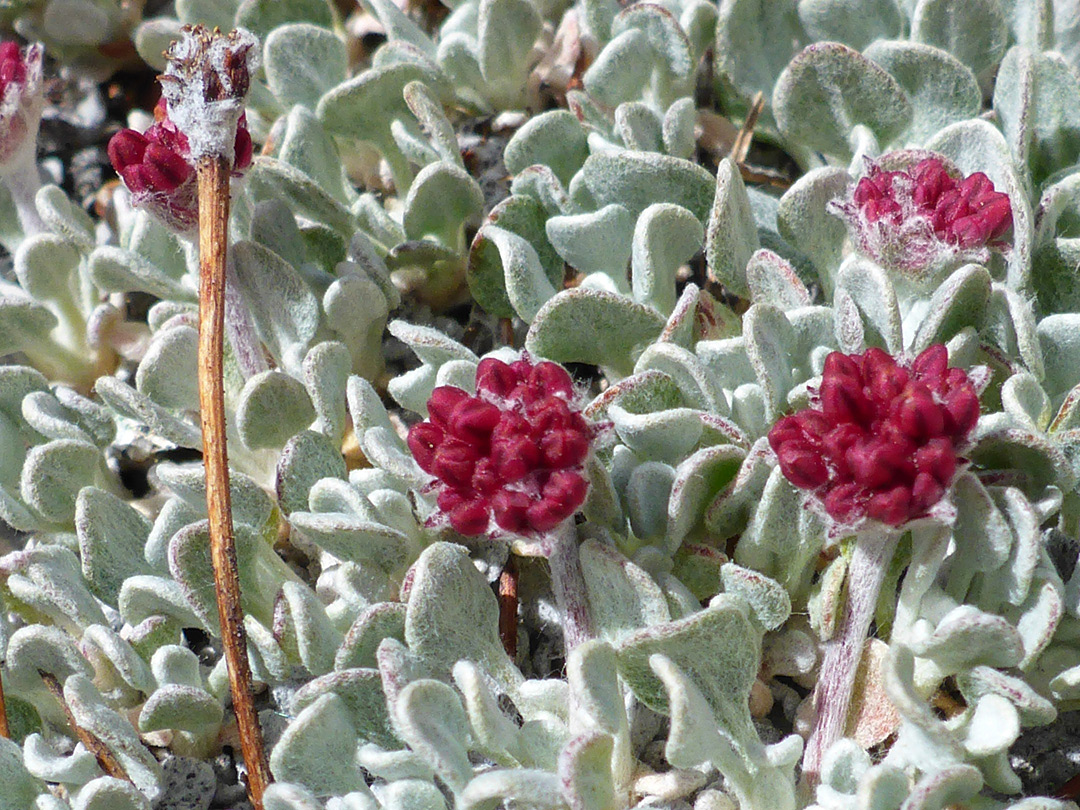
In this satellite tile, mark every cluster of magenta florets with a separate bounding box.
[836,156,1013,277]
[768,344,980,528]
[0,42,28,91]
[107,98,252,232]
[408,356,594,537]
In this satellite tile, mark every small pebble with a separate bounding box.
[634,768,708,801]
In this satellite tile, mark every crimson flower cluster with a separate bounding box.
[835,156,1012,279]
[408,356,593,537]
[768,345,979,528]
[107,98,253,232]
[0,40,42,168]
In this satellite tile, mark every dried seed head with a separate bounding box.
[158,25,259,164]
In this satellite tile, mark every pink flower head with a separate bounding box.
[833,155,1012,281]
[768,344,980,529]
[408,355,594,537]
[0,40,43,169]
[107,98,253,233]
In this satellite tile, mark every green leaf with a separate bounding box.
[911,0,1008,76]
[773,42,912,159]
[265,24,348,110]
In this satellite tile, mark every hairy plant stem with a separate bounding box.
[40,671,129,781]
[544,521,592,652]
[801,530,899,788]
[498,554,519,658]
[197,155,271,810]
[3,149,45,237]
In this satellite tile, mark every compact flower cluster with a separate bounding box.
[835,157,1012,278]
[408,356,593,536]
[107,98,253,232]
[0,39,42,168]
[768,345,980,528]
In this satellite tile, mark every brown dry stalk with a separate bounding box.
[731,91,765,166]
[39,671,129,781]
[197,154,272,810]
[0,667,9,738]
[498,555,519,659]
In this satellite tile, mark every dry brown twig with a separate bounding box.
[161,25,272,810]
[40,670,130,782]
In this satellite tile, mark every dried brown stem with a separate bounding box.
[0,666,9,739]
[498,555,519,659]
[197,154,271,810]
[40,671,129,781]
[731,91,765,165]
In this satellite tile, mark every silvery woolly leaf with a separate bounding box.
[3,544,108,631]
[616,596,758,736]
[302,341,352,444]
[5,624,92,692]
[81,625,154,699]
[404,543,520,691]
[323,275,391,382]
[392,679,473,793]
[231,240,320,374]
[649,654,799,810]
[583,29,654,109]
[404,81,461,168]
[776,167,850,291]
[20,439,103,525]
[277,430,349,515]
[526,288,665,377]
[234,0,335,40]
[138,684,223,735]
[625,461,675,541]
[270,693,364,797]
[274,580,342,676]
[576,151,715,221]
[578,540,671,643]
[155,462,273,530]
[451,660,520,766]
[14,234,81,305]
[468,196,564,319]
[265,23,348,110]
[634,342,725,413]
[277,106,352,206]
[403,162,484,250]
[774,43,912,160]
[715,0,805,107]
[705,159,758,298]
[71,777,151,810]
[292,667,396,747]
[477,0,542,108]
[64,675,163,801]
[663,97,697,160]
[134,326,199,412]
[246,158,354,237]
[480,225,558,322]
[864,41,980,147]
[458,770,564,810]
[95,378,201,452]
[236,370,316,451]
[797,0,901,50]
[546,204,634,286]
[910,263,992,352]
[75,487,153,607]
[36,186,95,254]
[504,111,589,187]
[719,564,790,632]
[23,734,100,787]
[169,522,295,633]
[558,732,618,810]
[911,0,1007,77]
[746,249,811,311]
[615,102,663,154]
[995,47,1080,187]
[908,605,1024,679]
[87,246,193,301]
[667,445,746,550]
[608,404,702,466]
[263,783,324,810]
